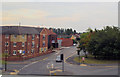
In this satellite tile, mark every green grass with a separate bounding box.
[74,55,119,64]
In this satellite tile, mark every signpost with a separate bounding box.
[5,51,7,71]
[61,54,64,72]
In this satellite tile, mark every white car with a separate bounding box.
[73,43,76,46]
[56,55,62,62]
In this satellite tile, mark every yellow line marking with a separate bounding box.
[64,52,76,66]
[10,72,17,75]
[10,69,19,75]
[105,66,118,67]
[80,64,87,66]
[88,65,118,68]
[42,57,48,61]
[49,69,62,75]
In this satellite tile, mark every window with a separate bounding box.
[32,35,35,40]
[32,41,35,48]
[37,44,39,48]
[37,35,39,38]
[14,35,17,38]
[28,51,30,53]
[22,35,25,38]
[4,50,8,53]
[43,34,45,40]
[41,48,43,52]
[13,42,17,47]
[31,49,34,54]
[5,35,9,38]
[52,37,54,40]
[28,43,30,45]
[44,48,46,51]
[22,42,25,47]
[5,42,9,46]
[13,50,16,55]
[43,41,45,47]
[29,35,31,38]
[22,50,25,55]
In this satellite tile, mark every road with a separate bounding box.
[16,46,118,75]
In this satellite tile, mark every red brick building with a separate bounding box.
[57,38,73,47]
[1,26,57,61]
[47,29,58,49]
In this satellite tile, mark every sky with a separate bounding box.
[1,2,118,32]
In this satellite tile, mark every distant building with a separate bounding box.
[57,38,73,47]
[70,35,76,40]
[57,35,72,38]
[1,26,57,61]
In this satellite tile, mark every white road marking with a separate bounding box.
[18,57,48,71]
[61,47,70,48]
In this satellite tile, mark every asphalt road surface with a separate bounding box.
[17,46,118,75]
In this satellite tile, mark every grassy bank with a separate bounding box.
[74,55,119,64]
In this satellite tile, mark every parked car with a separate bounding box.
[56,55,62,62]
[73,43,76,46]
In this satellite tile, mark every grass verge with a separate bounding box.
[74,55,119,64]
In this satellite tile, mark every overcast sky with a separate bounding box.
[1,2,118,32]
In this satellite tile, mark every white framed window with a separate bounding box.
[22,34,25,38]
[37,35,39,38]
[43,41,45,47]
[31,49,34,54]
[22,42,25,47]
[44,48,46,52]
[5,35,9,38]
[32,41,35,48]
[13,35,17,38]
[13,42,17,47]
[41,48,43,52]
[5,42,9,46]
[28,43,30,45]
[37,44,39,48]
[32,35,35,40]
[28,51,30,53]
[13,50,16,55]
[43,34,45,40]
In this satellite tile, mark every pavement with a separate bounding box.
[1,46,119,76]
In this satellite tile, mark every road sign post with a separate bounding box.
[61,54,64,72]
[5,54,7,71]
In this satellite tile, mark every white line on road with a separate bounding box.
[18,57,48,72]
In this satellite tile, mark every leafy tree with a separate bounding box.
[74,30,77,34]
[87,26,120,60]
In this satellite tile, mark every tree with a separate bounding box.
[74,30,76,34]
[87,26,120,60]
[78,31,92,58]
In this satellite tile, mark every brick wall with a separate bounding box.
[61,38,73,47]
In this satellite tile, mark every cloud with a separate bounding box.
[2,8,82,25]
[2,8,49,21]
[49,13,81,23]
